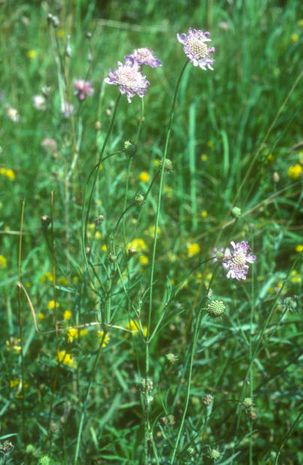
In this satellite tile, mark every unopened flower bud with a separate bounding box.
[209,448,221,460]
[243,397,253,409]
[160,158,173,171]
[207,300,225,318]
[231,206,242,218]
[203,394,214,406]
[123,140,137,157]
[135,193,145,205]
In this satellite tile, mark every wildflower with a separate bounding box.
[207,300,225,318]
[295,244,303,253]
[0,167,16,181]
[6,337,22,354]
[125,48,161,68]
[177,28,215,70]
[40,271,55,283]
[47,299,59,310]
[101,244,108,252]
[288,164,302,179]
[127,238,147,253]
[125,320,147,337]
[66,327,79,343]
[291,33,299,43]
[222,241,256,280]
[290,269,301,284]
[201,210,208,219]
[6,107,20,122]
[37,312,45,320]
[139,171,150,183]
[105,61,150,102]
[186,242,200,258]
[209,449,221,460]
[33,95,46,110]
[146,225,161,238]
[41,137,58,155]
[0,255,7,269]
[61,101,74,118]
[56,350,77,368]
[200,153,208,161]
[140,255,149,266]
[97,330,110,347]
[74,79,94,100]
[26,49,38,59]
[63,309,72,320]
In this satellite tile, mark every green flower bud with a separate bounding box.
[207,300,225,318]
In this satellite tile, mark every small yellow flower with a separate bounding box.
[6,337,22,354]
[201,210,208,219]
[95,231,102,240]
[290,270,301,284]
[127,238,147,253]
[186,242,201,258]
[125,320,147,337]
[291,33,299,43]
[295,244,303,253]
[56,350,77,369]
[63,309,72,321]
[58,276,68,286]
[9,379,20,389]
[101,244,108,252]
[139,171,150,183]
[0,167,16,181]
[200,154,208,162]
[146,225,161,238]
[40,271,55,283]
[140,255,149,266]
[26,49,38,59]
[47,299,59,310]
[288,164,302,179]
[0,255,7,269]
[97,330,110,347]
[37,312,45,321]
[66,327,79,343]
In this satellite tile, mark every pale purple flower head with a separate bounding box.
[104,61,149,103]
[125,48,161,68]
[177,28,215,70]
[74,79,94,101]
[222,241,256,281]
[61,101,74,118]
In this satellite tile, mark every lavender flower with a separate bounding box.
[125,48,161,68]
[222,241,256,281]
[104,61,149,103]
[177,28,215,70]
[74,79,94,101]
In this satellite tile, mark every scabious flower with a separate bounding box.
[105,61,149,103]
[125,48,161,68]
[222,241,256,280]
[33,95,46,110]
[74,79,94,100]
[177,28,215,70]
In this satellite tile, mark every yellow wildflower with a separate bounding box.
[0,167,16,181]
[56,350,77,369]
[146,225,161,238]
[58,276,68,286]
[201,210,208,219]
[66,327,79,343]
[0,255,7,269]
[125,320,147,337]
[140,255,149,266]
[47,299,59,310]
[186,242,201,258]
[97,330,110,347]
[127,238,147,253]
[6,337,22,354]
[9,379,20,389]
[26,49,38,59]
[200,154,208,161]
[40,271,55,283]
[139,171,150,183]
[37,312,45,321]
[291,33,299,43]
[290,270,301,284]
[101,244,108,252]
[95,231,102,240]
[63,309,72,321]
[288,164,302,179]
[295,244,303,253]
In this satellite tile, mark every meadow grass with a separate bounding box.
[0,1,303,464]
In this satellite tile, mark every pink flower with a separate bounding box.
[177,28,215,70]
[125,48,161,68]
[74,79,94,101]
[105,61,149,103]
[222,241,256,280]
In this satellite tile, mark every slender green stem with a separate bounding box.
[144,61,188,465]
